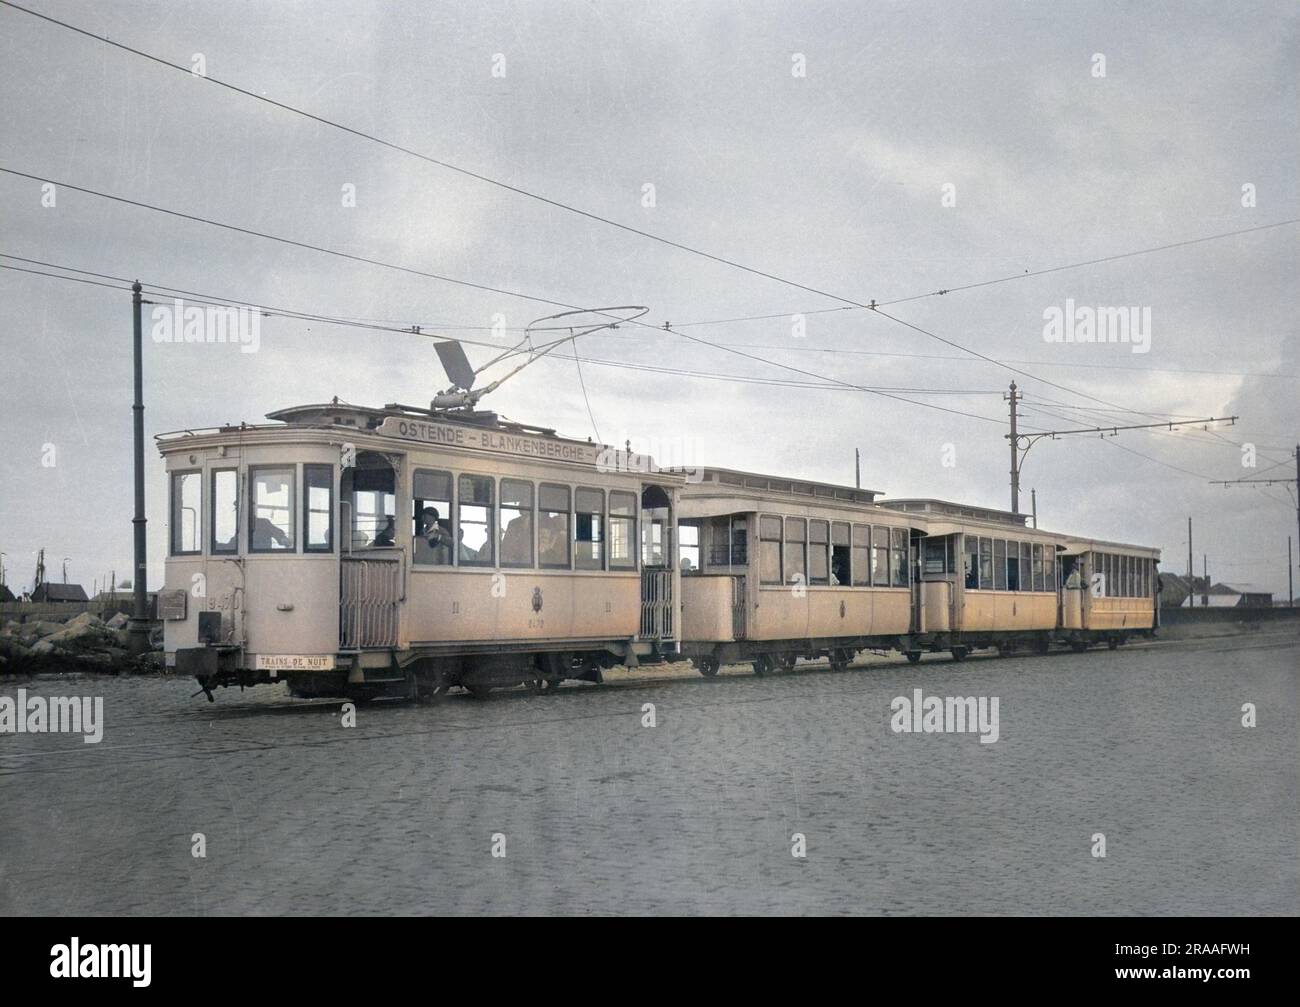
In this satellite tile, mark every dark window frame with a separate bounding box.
[210,467,239,555]
[303,464,335,554]
[608,490,638,570]
[248,464,297,554]
[499,477,535,569]
[539,482,572,570]
[759,513,784,585]
[170,468,203,557]
[575,485,606,571]
[456,473,495,567]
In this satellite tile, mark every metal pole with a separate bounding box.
[1031,488,1037,528]
[1202,554,1208,606]
[1187,517,1193,608]
[855,448,860,489]
[1289,536,1294,607]
[128,281,150,655]
[1007,381,1020,514]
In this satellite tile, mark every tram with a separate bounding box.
[158,400,1160,702]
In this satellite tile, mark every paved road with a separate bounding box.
[1,632,1296,915]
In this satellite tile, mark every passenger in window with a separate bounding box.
[417,507,452,564]
[373,516,396,547]
[680,556,695,573]
[253,516,291,550]
[500,514,531,566]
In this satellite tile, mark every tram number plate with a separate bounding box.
[255,654,336,672]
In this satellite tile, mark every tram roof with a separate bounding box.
[688,467,881,503]
[876,498,1030,527]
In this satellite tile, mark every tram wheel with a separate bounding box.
[753,654,774,676]
[1071,641,1088,653]
[463,681,493,700]
[950,646,968,663]
[696,656,720,677]
[905,651,922,665]
[1107,637,1119,650]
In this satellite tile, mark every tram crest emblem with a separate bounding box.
[531,587,544,613]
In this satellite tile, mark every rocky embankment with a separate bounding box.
[0,612,163,675]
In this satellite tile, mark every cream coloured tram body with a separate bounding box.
[675,481,1160,672]
[158,402,686,699]
[159,403,1161,701]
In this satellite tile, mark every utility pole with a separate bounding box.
[1289,536,1294,607]
[855,448,861,489]
[129,281,150,655]
[1202,554,1208,606]
[1006,382,1020,513]
[1187,517,1193,608]
[1031,488,1037,528]
[1208,443,1300,604]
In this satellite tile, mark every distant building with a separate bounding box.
[29,583,89,603]
[0,583,15,603]
[1160,574,1273,608]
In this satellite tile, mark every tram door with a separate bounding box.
[339,451,403,649]
[640,485,675,641]
[1060,554,1084,630]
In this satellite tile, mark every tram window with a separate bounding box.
[609,491,637,569]
[1006,539,1021,591]
[924,537,947,577]
[170,470,202,556]
[575,487,605,570]
[1104,554,1114,597]
[678,521,701,574]
[457,475,494,566]
[851,524,870,586]
[760,515,783,585]
[539,483,571,569]
[412,469,453,566]
[345,457,396,549]
[871,526,890,586]
[1031,544,1044,592]
[304,464,334,553]
[211,468,238,555]
[891,527,909,587]
[978,537,993,590]
[992,539,1007,590]
[964,536,979,589]
[1019,542,1031,592]
[249,466,295,552]
[500,479,534,568]
[784,517,807,585]
[831,521,850,586]
[809,520,829,585]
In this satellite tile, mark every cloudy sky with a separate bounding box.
[1,0,1296,596]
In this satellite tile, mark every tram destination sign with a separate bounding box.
[378,416,599,465]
